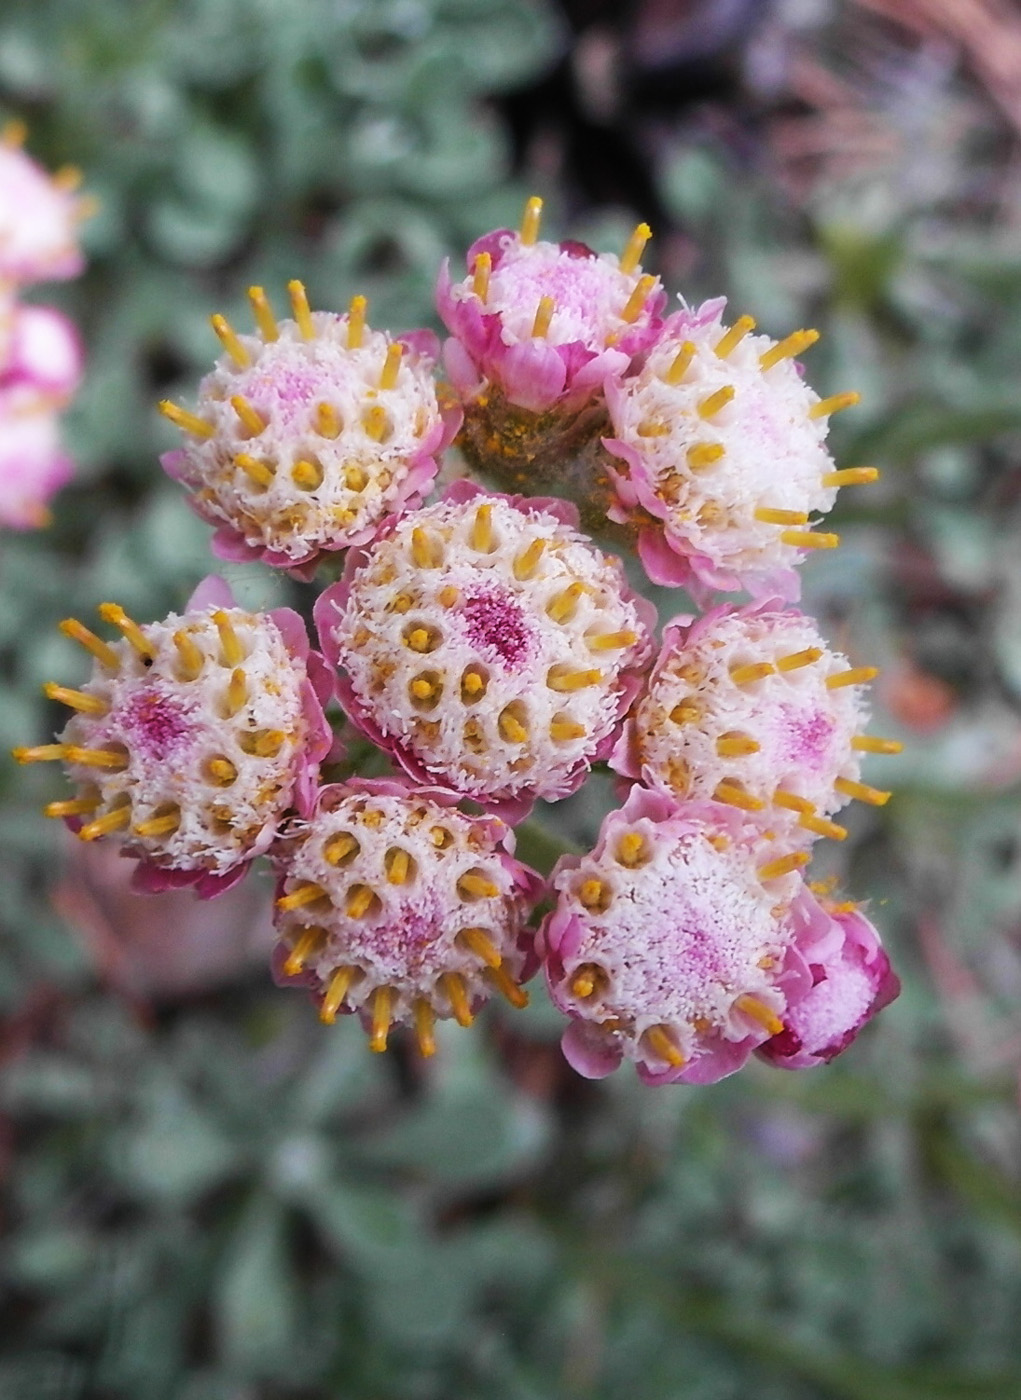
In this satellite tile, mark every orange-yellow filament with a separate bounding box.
[287,279,315,339]
[210,314,251,368]
[826,666,878,690]
[98,603,153,659]
[158,400,214,439]
[619,222,651,275]
[715,315,756,359]
[59,617,120,671]
[759,328,818,371]
[809,391,860,419]
[834,776,891,806]
[43,682,107,716]
[247,285,279,341]
[320,965,354,1023]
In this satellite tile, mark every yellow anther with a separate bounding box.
[414,998,436,1057]
[520,195,543,245]
[324,833,359,866]
[320,965,355,1023]
[822,467,879,488]
[65,745,128,770]
[206,756,238,786]
[698,385,735,419]
[713,781,765,812]
[729,661,774,686]
[411,527,440,568]
[13,744,70,764]
[224,668,247,717]
[586,630,637,652]
[59,617,121,671]
[385,848,412,885]
[798,813,847,841]
[663,339,696,384]
[714,315,756,359]
[758,851,810,882]
[531,295,555,338]
[276,882,327,913]
[346,883,378,919]
[287,279,315,339]
[776,648,822,672]
[547,667,601,693]
[411,676,438,701]
[380,341,403,390]
[235,453,274,488]
[172,630,204,681]
[470,503,493,552]
[637,419,669,437]
[457,872,500,900]
[546,582,586,623]
[716,732,760,757]
[133,809,181,839]
[459,927,502,968]
[513,538,546,580]
[735,994,784,1036]
[78,804,132,843]
[809,390,860,419]
[98,603,153,660]
[773,790,813,814]
[430,826,453,848]
[210,313,251,368]
[43,682,107,716]
[362,405,389,442]
[758,328,819,371]
[230,394,266,436]
[616,832,646,868]
[834,776,891,807]
[687,442,725,470]
[44,795,100,819]
[346,294,367,349]
[254,730,286,758]
[851,735,903,755]
[619,222,652,275]
[570,964,600,998]
[368,985,393,1051]
[212,610,244,666]
[498,709,528,744]
[442,971,473,1027]
[438,586,459,608]
[578,880,609,912]
[550,718,586,742]
[315,402,342,438]
[620,274,655,324]
[486,962,528,1009]
[644,1025,685,1068]
[247,285,279,341]
[158,400,215,439]
[472,251,491,301]
[781,530,839,550]
[2,118,27,146]
[826,666,878,690]
[669,699,700,724]
[292,458,324,490]
[460,669,486,701]
[755,507,809,527]
[404,628,431,653]
[344,464,367,491]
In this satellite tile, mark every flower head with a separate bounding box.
[0,388,73,529]
[272,778,544,1053]
[604,300,873,599]
[160,284,455,573]
[0,126,86,284]
[14,577,332,897]
[315,481,655,821]
[611,599,892,845]
[2,304,83,401]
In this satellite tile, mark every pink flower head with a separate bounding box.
[437,202,666,415]
[160,285,457,573]
[272,778,545,1053]
[0,135,85,284]
[0,387,73,528]
[539,786,833,1085]
[611,598,884,846]
[315,481,656,822]
[604,301,859,600]
[2,304,83,401]
[756,895,900,1069]
[17,577,333,898]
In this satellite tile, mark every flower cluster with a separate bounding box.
[0,122,88,529]
[17,196,901,1077]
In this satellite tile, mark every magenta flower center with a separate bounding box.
[116,685,195,760]
[458,586,535,667]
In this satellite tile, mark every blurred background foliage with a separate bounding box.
[2,0,1021,1396]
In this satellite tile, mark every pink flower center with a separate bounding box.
[458,586,535,667]
[116,685,195,761]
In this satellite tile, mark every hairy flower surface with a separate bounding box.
[604,300,872,599]
[161,285,454,572]
[0,389,73,528]
[437,199,665,414]
[15,578,332,897]
[612,599,892,845]
[316,481,655,821]
[539,786,835,1085]
[273,779,544,1053]
[0,130,85,284]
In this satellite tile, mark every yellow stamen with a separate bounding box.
[277,882,327,913]
[758,328,819,371]
[13,744,70,764]
[65,745,128,770]
[531,295,555,338]
[98,603,153,660]
[716,732,760,757]
[44,795,100,819]
[486,962,529,1009]
[362,405,388,441]
[461,669,486,701]
[380,341,403,390]
[826,666,878,690]
[571,964,600,997]
[368,985,393,1051]
[781,530,839,550]
[586,629,637,652]
[347,294,367,349]
[776,648,822,672]
[235,453,274,488]
[344,465,367,492]
[547,667,601,693]
[459,927,502,968]
[315,402,343,438]
[616,832,646,868]
[212,610,244,667]
[324,832,359,866]
[637,419,669,437]
[579,879,610,911]
[798,813,847,840]
[206,756,238,786]
[758,851,810,881]
[457,872,500,900]
[520,195,543,245]
[225,668,247,717]
[620,274,655,324]
[729,661,774,686]
[619,222,652,276]
[513,538,545,580]
[546,582,586,623]
[404,627,431,653]
[715,315,756,359]
[252,730,285,758]
[173,630,204,681]
[346,883,377,919]
[78,804,132,843]
[59,617,120,671]
[385,848,411,885]
[210,313,251,368]
[292,458,324,490]
[438,586,458,608]
[230,394,266,436]
[472,251,491,301]
[663,339,696,384]
[644,1025,685,1068]
[320,965,355,1023]
[822,467,879,488]
[43,682,107,716]
[669,699,700,724]
[411,527,440,568]
[550,718,586,742]
[247,285,278,341]
[430,826,453,849]
[133,809,181,839]
[414,998,436,1056]
[470,503,492,552]
[410,676,439,701]
[498,709,528,744]
[852,735,903,755]
[441,971,472,1028]
[287,279,315,340]
[755,507,808,527]
[735,994,784,1036]
[158,400,215,439]
[687,442,725,470]
[834,776,891,806]
[697,385,734,420]
[809,391,860,419]
[713,781,765,812]
[773,791,813,814]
